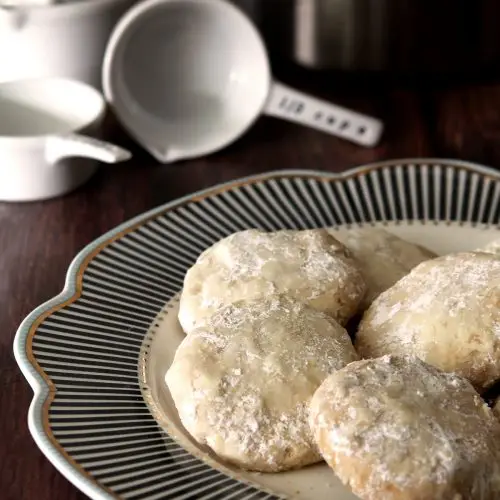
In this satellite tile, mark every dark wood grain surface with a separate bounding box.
[2,67,500,500]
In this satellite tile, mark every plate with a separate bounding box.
[14,159,500,500]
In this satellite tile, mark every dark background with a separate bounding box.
[2,65,500,499]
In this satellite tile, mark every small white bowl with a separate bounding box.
[0,77,131,202]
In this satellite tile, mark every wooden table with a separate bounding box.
[2,66,500,500]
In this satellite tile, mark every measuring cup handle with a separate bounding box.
[263,81,383,147]
[45,134,132,165]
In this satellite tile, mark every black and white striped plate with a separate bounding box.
[14,159,500,500]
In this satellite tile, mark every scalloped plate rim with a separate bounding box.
[13,156,500,500]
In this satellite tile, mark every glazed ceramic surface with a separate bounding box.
[103,0,382,163]
[15,159,500,499]
[0,0,136,89]
[0,78,131,201]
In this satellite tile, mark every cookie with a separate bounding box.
[355,252,500,391]
[167,295,358,472]
[330,227,436,310]
[309,355,500,500]
[178,228,366,333]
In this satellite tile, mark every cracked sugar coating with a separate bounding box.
[477,237,500,255]
[355,252,500,391]
[309,355,500,500]
[330,227,436,311]
[178,228,366,333]
[166,295,359,472]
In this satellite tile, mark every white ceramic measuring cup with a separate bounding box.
[0,78,131,202]
[102,0,384,164]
